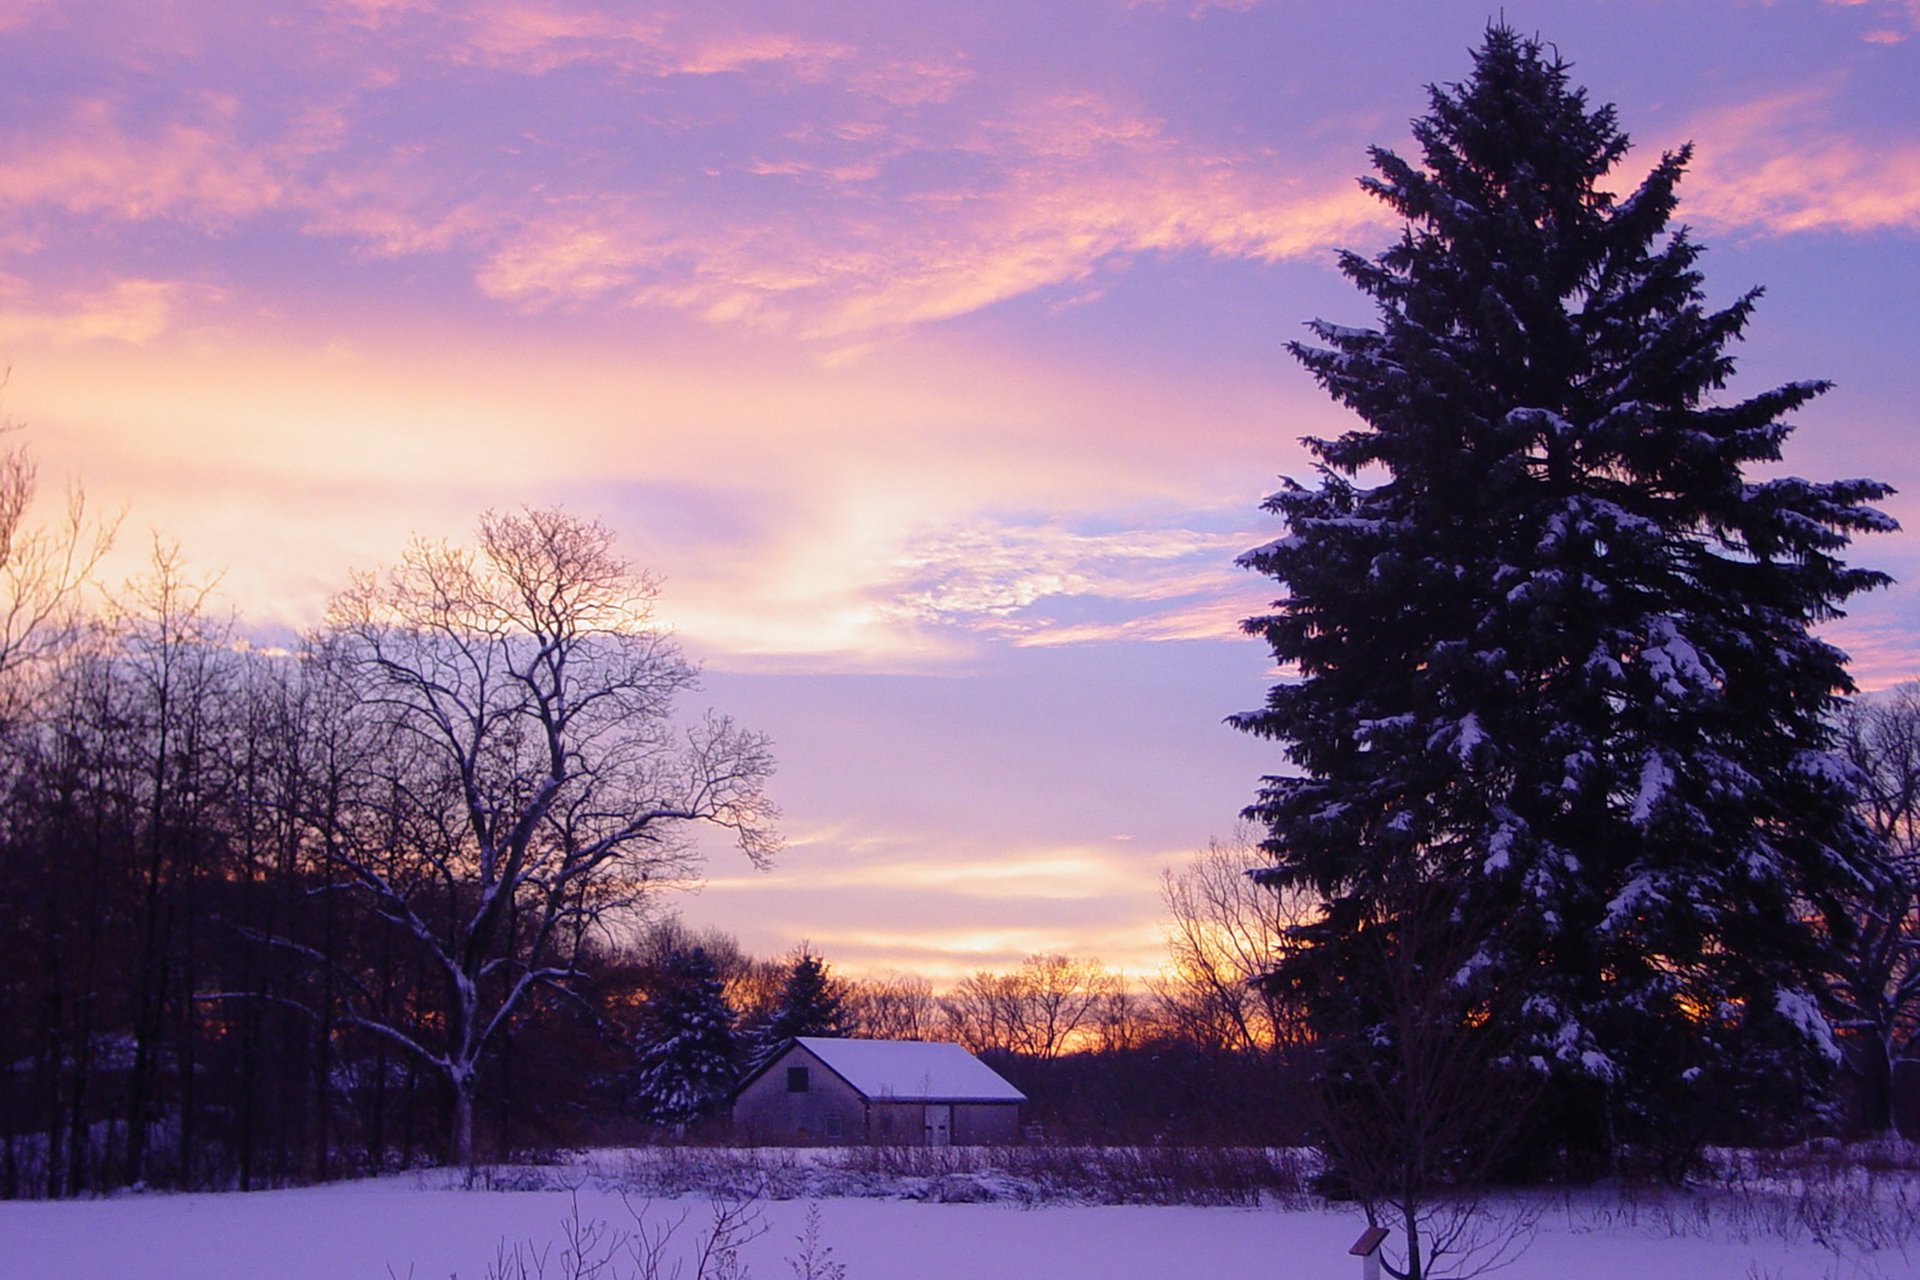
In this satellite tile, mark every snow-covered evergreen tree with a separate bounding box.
[745,950,849,1074]
[631,945,738,1130]
[1235,26,1895,1166]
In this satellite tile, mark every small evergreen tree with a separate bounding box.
[746,949,849,1073]
[1236,25,1894,1177]
[631,945,738,1130]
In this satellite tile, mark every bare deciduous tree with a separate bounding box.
[0,425,116,719]
[1014,954,1116,1061]
[111,540,234,1184]
[1152,827,1310,1059]
[315,508,778,1165]
[1307,877,1540,1280]
[941,954,1117,1061]
[1090,980,1159,1055]
[846,972,939,1041]
[1826,682,1920,1133]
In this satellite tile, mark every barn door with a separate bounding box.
[924,1104,952,1147]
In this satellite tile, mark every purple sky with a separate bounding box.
[3,0,1916,979]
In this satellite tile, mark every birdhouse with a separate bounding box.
[1349,1225,1390,1280]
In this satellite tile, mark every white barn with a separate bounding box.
[731,1037,1025,1146]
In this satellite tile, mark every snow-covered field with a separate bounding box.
[1,1150,1913,1280]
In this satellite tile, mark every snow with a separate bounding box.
[1774,987,1844,1064]
[1,1163,1913,1280]
[1631,752,1673,826]
[794,1038,1026,1102]
[1640,617,1718,702]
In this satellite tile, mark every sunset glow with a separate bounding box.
[4,0,1915,979]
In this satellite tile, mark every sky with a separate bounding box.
[2,0,1916,983]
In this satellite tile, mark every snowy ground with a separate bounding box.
[0,1150,1914,1280]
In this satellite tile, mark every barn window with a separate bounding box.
[825,1114,844,1140]
[787,1066,810,1093]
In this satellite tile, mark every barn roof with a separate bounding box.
[784,1037,1025,1103]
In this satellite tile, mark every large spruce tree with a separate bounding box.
[1236,27,1894,1166]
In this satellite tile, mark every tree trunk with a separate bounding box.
[450,1070,475,1169]
[1856,1038,1895,1135]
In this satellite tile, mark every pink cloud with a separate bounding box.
[295,162,502,258]
[846,57,974,107]
[0,97,284,226]
[1825,615,1920,691]
[1683,85,1920,236]
[1823,0,1920,39]
[0,276,188,345]
[0,0,58,34]
[318,0,436,30]
[8,6,1904,361]
[673,31,851,79]
[466,88,1381,342]
[475,219,644,300]
[1126,0,1262,15]
[446,2,853,82]
[0,5,1384,348]
[450,3,669,75]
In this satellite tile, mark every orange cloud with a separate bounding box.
[686,826,1177,979]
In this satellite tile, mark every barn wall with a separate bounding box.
[953,1102,1021,1145]
[867,1100,923,1144]
[730,1047,867,1145]
[815,1098,1020,1145]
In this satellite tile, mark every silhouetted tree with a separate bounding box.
[745,949,850,1072]
[631,945,737,1130]
[314,508,778,1165]
[1826,682,1920,1133]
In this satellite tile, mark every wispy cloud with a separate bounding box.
[0,5,1381,347]
[444,3,854,81]
[1823,0,1920,42]
[0,96,284,226]
[0,276,189,344]
[467,88,1382,341]
[1684,84,1920,236]
[687,825,1179,978]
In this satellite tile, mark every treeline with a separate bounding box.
[0,438,1305,1200]
[621,918,1314,1147]
[0,443,780,1196]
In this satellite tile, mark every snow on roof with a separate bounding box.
[794,1037,1026,1103]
